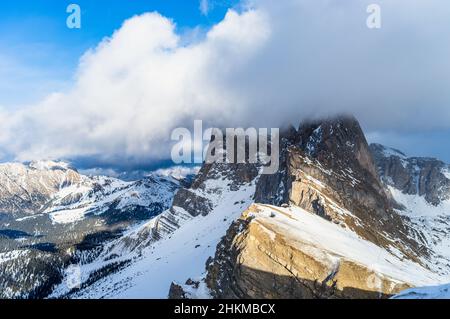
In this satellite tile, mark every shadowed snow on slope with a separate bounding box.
[393,283,450,299]
[50,168,258,298]
[201,203,442,299]
[371,144,450,297]
[248,204,440,287]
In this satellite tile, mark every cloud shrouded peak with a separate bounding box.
[1,0,450,167]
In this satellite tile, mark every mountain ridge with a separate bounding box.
[1,115,450,299]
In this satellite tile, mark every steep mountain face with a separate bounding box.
[371,143,450,206]
[254,117,421,259]
[193,116,442,299]
[51,161,260,298]
[204,204,437,299]
[368,145,450,298]
[0,161,81,217]
[2,116,449,300]
[0,163,182,299]
[370,144,450,278]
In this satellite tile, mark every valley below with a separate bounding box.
[1,116,450,300]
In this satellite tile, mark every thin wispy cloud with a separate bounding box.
[199,0,210,16]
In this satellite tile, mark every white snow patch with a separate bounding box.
[389,186,450,218]
[28,160,71,171]
[49,208,88,224]
[51,178,257,298]
[252,204,442,287]
[442,168,450,180]
[153,166,200,181]
[381,146,407,159]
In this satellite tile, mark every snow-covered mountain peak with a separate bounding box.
[371,143,407,159]
[0,161,185,298]
[371,143,450,205]
[2,116,450,300]
[28,160,73,172]
[0,161,83,216]
[152,166,200,182]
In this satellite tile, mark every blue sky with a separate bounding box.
[0,0,235,106]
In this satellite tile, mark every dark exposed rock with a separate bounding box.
[168,282,187,299]
[170,134,259,219]
[206,205,409,299]
[168,279,200,299]
[370,143,450,206]
[255,116,422,258]
[172,189,213,217]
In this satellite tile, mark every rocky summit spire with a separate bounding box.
[254,115,420,257]
[296,115,379,181]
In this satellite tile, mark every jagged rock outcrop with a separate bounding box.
[205,204,425,299]
[0,161,81,217]
[254,116,422,259]
[166,116,445,300]
[168,282,188,299]
[370,143,450,278]
[370,143,450,206]
[146,148,260,242]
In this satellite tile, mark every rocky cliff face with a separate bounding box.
[370,143,450,206]
[370,143,450,278]
[168,116,448,300]
[205,204,430,299]
[254,116,421,259]
[0,161,81,217]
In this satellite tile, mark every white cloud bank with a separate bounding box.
[1,0,450,166]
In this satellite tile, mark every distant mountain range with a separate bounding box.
[1,116,450,299]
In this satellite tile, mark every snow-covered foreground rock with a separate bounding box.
[2,116,450,299]
[202,204,441,299]
[48,116,450,299]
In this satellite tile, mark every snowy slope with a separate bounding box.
[45,174,178,225]
[0,163,185,299]
[388,183,450,278]
[369,144,450,298]
[49,174,257,298]
[247,204,442,287]
[0,161,82,215]
[52,194,447,299]
[387,188,450,298]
